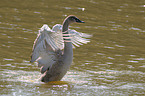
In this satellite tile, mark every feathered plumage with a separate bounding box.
[31,24,91,73]
[30,15,91,82]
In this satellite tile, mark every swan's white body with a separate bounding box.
[30,16,91,82]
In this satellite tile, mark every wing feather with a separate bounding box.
[30,24,91,73]
[51,24,91,48]
[30,24,63,73]
[68,29,92,48]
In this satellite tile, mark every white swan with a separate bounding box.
[30,15,91,82]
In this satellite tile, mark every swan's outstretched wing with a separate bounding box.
[52,24,91,48]
[30,24,63,73]
[68,29,92,48]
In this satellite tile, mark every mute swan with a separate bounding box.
[30,15,91,82]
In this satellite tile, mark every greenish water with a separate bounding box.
[0,0,145,95]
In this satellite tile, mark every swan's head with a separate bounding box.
[67,15,85,23]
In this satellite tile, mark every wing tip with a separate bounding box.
[40,24,51,32]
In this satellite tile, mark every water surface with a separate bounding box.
[0,0,145,95]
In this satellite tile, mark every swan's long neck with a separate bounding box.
[62,19,73,66]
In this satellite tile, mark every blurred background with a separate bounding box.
[0,0,145,95]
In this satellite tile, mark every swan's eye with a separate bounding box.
[70,17,85,23]
[70,17,76,21]
[75,18,85,23]
[71,17,79,22]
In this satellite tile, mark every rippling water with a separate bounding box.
[0,0,145,95]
